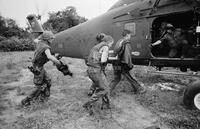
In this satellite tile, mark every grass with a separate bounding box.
[0,51,200,129]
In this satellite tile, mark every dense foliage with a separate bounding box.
[43,6,87,33]
[0,15,34,52]
[0,6,87,52]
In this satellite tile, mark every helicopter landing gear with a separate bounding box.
[194,93,200,110]
[183,80,200,110]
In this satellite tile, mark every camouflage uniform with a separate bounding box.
[83,42,110,110]
[22,41,52,105]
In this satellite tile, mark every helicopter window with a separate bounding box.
[124,22,136,36]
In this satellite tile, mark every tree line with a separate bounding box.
[0,6,87,52]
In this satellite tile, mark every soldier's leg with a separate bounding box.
[109,65,122,95]
[21,68,45,106]
[31,67,46,101]
[83,67,109,110]
[88,83,97,96]
[43,70,51,98]
[83,67,100,109]
[84,87,108,109]
[100,71,111,109]
[101,93,111,109]
[123,68,145,93]
[21,85,42,106]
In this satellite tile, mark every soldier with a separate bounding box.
[151,23,178,58]
[21,31,61,106]
[83,34,114,114]
[173,28,189,58]
[109,29,146,96]
[87,33,106,96]
[152,24,189,58]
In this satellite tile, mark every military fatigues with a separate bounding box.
[109,39,144,94]
[174,29,189,58]
[160,31,189,58]
[160,33,178,58]
[22,41,51,105]
[83,42,110,110]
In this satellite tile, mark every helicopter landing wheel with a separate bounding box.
[194,93,200,110]
[183,81,200,110]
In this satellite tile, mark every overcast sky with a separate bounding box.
[0,0,118,28]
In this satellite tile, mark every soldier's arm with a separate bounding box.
[152,34,167,47]
[152,40,162,46]
[45,49,61,65]
[101,46,109,63]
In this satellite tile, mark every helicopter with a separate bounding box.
[27,0,200,110]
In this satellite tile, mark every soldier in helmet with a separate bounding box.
[151,23,178,58]
[83,34,114,114]
[109,30,146,96]
[152,23,189,58]
[21,31,61,106]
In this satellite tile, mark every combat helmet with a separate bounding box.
[165,23,174,30]
[96,33,106,43]
[40,31,55,41]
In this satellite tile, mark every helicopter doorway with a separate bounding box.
[151,11,198,58]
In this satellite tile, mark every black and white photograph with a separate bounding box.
[0,0,200,129]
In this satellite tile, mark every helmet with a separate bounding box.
[165,24,174,30]
[96,33,106,42]
[102,35,113,44]
[40,31,55,41]
[122,29,131,36]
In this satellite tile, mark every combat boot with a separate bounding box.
[83,102,93,115]
[101,95,111,110]
[44,86,50,98]
[87,89,95,96]
[21,97,31,106]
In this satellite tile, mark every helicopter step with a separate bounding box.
[150,70,200,78]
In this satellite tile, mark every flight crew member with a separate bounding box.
[173,28,189,58]
[21,31,61,106]
[83,34,114,114]
[152,24,189,58]
[151,23,177,57]
[109,30,146,95]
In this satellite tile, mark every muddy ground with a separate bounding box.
[0,51,200,129]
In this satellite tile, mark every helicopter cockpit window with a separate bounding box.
[124,22,136,36]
